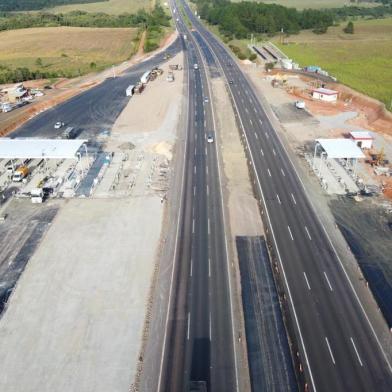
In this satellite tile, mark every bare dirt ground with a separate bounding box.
[0,30,178,138]
[212,78,264,237]
[0,52,185,392]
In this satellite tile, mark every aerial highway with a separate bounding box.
[158,6,238,392]
[11,42,181,140]
[174,1,392,391]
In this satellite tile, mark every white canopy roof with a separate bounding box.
[316,139,365,159]
[0,138,87,159]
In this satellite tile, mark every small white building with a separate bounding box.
[312,87,338,103]
[349,131,374,149]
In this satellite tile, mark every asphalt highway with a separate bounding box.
[179,1,392,391]
[159,7,238,392]
[11,40,181,140]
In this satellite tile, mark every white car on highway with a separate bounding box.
[54,121,65,129]
[207,134,214,143]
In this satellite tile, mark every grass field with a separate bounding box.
[235,0,376,10]
[44,0,152,14]
[0,27,139,77]
[272,18,392,108]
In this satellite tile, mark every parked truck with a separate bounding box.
[140,70,151,84]
[126,85,135,97]
[30,188,44,204]
[166,72,175,82]
[12,166,29,182]
[134,82,144,94]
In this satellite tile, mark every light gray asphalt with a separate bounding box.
[180,1,392,391]
[160,6,237,391]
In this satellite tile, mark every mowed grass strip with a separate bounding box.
[273,18,392,107]
[46,0,152,15]
[0,26,139,76]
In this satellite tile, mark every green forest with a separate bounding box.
[194,0,392,37]
[0,0,107,12]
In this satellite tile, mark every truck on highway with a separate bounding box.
[140,70,151,84]
[126,85,135,97]
[62,126,77,139]
[12,166,29,182]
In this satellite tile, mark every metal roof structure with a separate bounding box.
[312,88,338,95]
[0,138,87,159]
[349,131,374,140]
[315,139,365,159]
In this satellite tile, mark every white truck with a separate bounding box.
[126,85,135,97]
[31,188,44,204]
[140,71,151,85]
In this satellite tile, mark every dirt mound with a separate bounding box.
[151,141,172,160]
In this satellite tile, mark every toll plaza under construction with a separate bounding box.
[0,138,96,201]
[305,138,367,195]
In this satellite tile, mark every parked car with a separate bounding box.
[54,121,65,129]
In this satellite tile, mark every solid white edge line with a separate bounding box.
[325,337,336,365]
[351,337,363,367]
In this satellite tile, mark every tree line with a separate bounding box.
[0,6,170,31]
[0,0,106,12]
[194,0,392,38]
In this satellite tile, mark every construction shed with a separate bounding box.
[349,131,374,149]
[312,88,338,103]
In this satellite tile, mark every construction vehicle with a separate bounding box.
[134,82,145,94]
[166,72,175,82]
[12,166,29,182]
[31,188,44,204]
[367,147,388,166]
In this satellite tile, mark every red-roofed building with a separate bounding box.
[312,87,338,102]
[349,131,374,149]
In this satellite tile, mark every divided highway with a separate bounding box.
[159,7,238,391]
[176,1,392,391]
